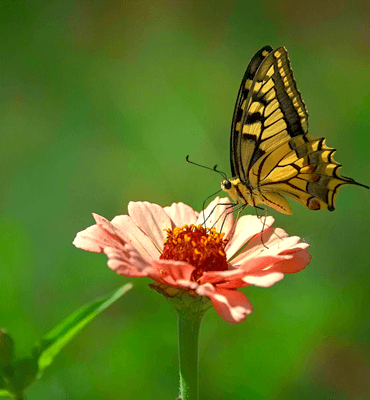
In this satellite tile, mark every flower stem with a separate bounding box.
[177,310,203,400]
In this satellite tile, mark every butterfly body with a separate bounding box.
[221,46,368,214]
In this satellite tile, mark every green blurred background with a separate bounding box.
[1,1,369,399]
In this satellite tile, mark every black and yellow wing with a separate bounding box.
[222,46,368,214]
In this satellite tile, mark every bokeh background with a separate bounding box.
[1,1,370,399]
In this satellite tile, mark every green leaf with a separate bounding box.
[0,389,11,397]
[34,283,133,375]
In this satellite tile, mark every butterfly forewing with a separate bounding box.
[230,45,273,179]
[233,46,309,183]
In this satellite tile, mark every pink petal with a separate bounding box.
[73,224,109,253]
[229,242,310,287]
[196,197,234,235]
[73,213,126,253]
[239,235,301,266]
[128,201,171,251]
[110,215,161,262]
[200,268,246,289]
[163,202,199,228]
[73,213,156,277]
[246,226,289,251]
[197,284,253,324]
[230,227,290,266]
[277,244,311,273]
[150,260,195,287]
[266,235,302,253]
[233,254,291,273]
[105,244,152,277]
[201,255,289,289]
[241,236,308,271]
[225,215,275,260]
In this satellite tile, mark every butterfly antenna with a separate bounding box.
[213,164,228,180]
[186,156,227,180]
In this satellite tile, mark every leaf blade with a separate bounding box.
[35,283,133,374]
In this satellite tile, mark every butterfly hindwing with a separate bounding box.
[248,134,342,212]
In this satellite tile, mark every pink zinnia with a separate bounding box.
[73,197,311,324]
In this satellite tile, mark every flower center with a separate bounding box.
[160,224,229,281]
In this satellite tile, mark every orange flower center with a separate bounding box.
[160,224,229,281]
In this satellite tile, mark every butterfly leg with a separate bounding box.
[216,203,246,235]
[201,201,235,227]
[200,189,226,226]
[254,206,270,249]
[221,204,248,238]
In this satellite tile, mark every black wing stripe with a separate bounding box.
[270,50,307,138]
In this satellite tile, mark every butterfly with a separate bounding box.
[221,45,368,214]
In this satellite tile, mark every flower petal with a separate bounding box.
[243,272,284,287]
[225,215,275,260]
[201,254,289,288]
[73,213,126,253]
[230,226,291,266]
[163,202,199,228]
[177,279,198,290]
[278,243,311,273]
[128,201,171,251]
[110,215,161,262]
[150,260,195,287]
[201,269,250,289]
[197,284,253,324]
[105,243,152,277]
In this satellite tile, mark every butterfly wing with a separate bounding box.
[227,46,368,214]
[231,46,309,184]
[230,45,273,178]
[249,133,368,213]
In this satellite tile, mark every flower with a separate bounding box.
[73,197,311,324]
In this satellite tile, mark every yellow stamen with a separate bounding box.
[160,224,229,282]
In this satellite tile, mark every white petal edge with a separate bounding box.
[243,272,284,287]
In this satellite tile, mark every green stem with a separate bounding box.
[177,311,203,400]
